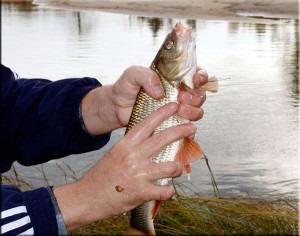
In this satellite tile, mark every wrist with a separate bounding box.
[46,186,68,234]
[81,85,121,135]
[53,182,99,232]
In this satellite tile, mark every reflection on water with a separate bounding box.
[2,2,299,198]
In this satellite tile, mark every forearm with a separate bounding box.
[1,64,111,171]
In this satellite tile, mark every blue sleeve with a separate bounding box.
[1,64,111,173]
[1,185,58,235]
[1,64,112,234]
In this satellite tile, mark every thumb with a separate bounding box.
[144,73,165,99]
[124,66,164,100]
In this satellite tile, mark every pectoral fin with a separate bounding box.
[199,76,218,93]
[175,138,203,174]
[180,76,219,93]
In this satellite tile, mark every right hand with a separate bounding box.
[53,102,197,232]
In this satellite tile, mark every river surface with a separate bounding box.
[2,2,299,199]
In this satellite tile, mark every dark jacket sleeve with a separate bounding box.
[1,64,112,235]
[1,64,111,173]
[1,185,59,235]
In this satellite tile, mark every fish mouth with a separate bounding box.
[174,22,193,41]
[173,22,196,68]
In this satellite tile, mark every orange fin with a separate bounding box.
[200,76,218,93]
[152,200,162,220]
[175,138,203,174]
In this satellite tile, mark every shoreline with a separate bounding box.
[28,0,299,22]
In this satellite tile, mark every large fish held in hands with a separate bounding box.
[125,22,218,235]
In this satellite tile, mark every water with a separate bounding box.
[2,2,299,199]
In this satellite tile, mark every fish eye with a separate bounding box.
[165,40,174,50]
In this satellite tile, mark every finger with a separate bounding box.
[178,89,206,107]
[136,123,197,161]
[125,103,178,144]
[193,66,208,87]
[134,183,175,202]
[178,104,204,121]
[146,185,175,201]
[123,66,164,99]
[146,161,183,181]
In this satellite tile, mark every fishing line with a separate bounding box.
[217,77,231,81]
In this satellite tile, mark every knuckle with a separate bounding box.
[156,162,182,179]
[199,68,208,80]
[135,145,150,162]
[113,142,137,170]
[189,107,204,121]
[133,119,148,134]
[122,67,131,79]
[159,186,175,200]
[139,188,150,201]
[151,131,164,146]
[124,66,135,75]
[121,154,136,171]
[166,162,180,176]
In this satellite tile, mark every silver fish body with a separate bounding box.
[125,22,201,235]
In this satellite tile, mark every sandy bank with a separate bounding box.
[32,0,298,21]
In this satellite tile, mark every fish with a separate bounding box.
[125,22,218,235]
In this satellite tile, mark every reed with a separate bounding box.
[71,189,298,235]
[2,164,299,235]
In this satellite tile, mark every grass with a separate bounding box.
[2,163,299,235]
[71,191,298,235]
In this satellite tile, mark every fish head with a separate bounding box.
[152,22,197,88]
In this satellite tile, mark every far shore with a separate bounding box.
[3,0,299,22]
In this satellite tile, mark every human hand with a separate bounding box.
[81,65,208,136]
[111,65,208,127]
[53,102,197,231]
[177,66,208,121]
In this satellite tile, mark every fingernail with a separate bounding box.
[152,85,164,98]
[188,124,197,132]
[167,102,178,110]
